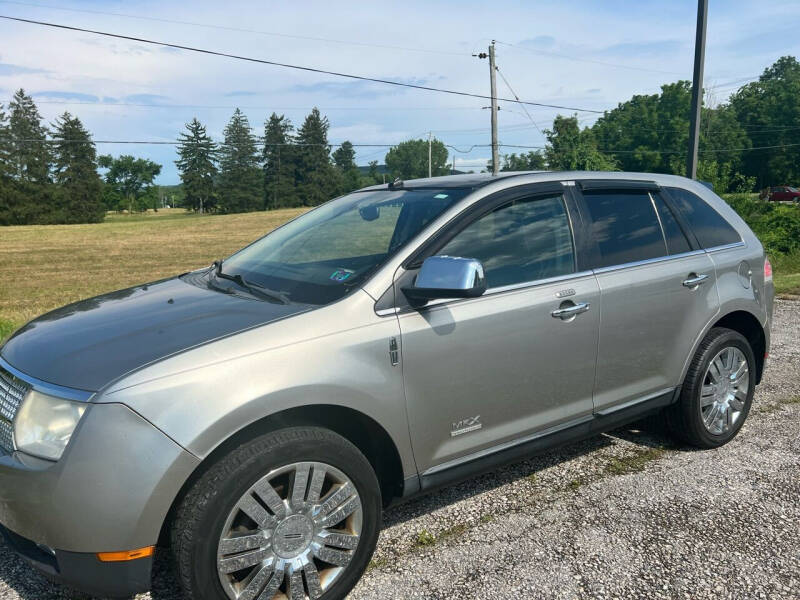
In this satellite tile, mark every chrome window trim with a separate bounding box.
[0,357,94,402]
[592,249,707,275]
[705,240,746,253]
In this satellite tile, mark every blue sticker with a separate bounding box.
[330,268,354,282]
[434,193,449,199]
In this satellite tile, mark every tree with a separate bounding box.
[0,102,11,223]
[176,118,217,213]
[98,154,162,213]
[545,115,617,171]
[385,138,448,180]
[51,112,104,223]
[295,108,336,206]
[489,150,547,172]
[8,89,50,184]
[332,141,361,192]
[262,113,298,209]
[730,56,800,187]
[218,109,261,213]
[367,160,381,184]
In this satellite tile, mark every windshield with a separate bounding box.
[217,188,469,305]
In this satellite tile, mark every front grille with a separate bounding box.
[0,366,30,452]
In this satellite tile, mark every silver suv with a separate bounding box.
[0,172,773,600]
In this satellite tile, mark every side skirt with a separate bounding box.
[408,387,679,498]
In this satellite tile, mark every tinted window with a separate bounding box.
[666,187,741,248]
[583,191,667,268]
[438,195,574,288]
[653,194,691,255]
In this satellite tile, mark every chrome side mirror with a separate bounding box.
[402,255,486,307]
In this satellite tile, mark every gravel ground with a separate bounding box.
[2,300,798,600]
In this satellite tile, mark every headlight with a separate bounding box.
[13,390,87,461]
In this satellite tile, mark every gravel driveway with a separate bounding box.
[2,300,798,600]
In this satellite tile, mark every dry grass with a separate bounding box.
[0,208,307,341]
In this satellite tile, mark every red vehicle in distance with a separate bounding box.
[762,186,800,202]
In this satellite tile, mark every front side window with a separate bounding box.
[666,187,741,248]
[217,188,469,304]
[583,191,667,268]
[437,195,575,288]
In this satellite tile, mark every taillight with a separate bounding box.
[764,256,773,282]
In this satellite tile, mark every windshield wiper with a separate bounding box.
[211,259,290,305]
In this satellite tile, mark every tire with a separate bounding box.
[667,327,756,448]
[172,427,382,600]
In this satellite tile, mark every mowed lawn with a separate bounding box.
[0,208,307,341]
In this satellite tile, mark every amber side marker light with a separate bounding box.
[96,546,155,562]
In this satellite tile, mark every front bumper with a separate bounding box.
[0,402,199,595]
[1,523,152,598]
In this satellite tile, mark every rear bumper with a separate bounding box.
[0,523,152,598]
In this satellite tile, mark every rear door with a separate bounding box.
[574,181,720,413]
[396,184,600,473]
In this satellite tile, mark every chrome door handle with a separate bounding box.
[682,274,709,288]
[551,302,590,319]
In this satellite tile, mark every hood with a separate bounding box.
[1,275,311,391]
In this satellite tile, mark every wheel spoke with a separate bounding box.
[722,405,732,430]
[318,531,359,550]
[219,532,269,555]
[708,359,722,383]
[256,567,285,600]
[290,464,311,508]
[316,496,361,529]
[307,465,326,503]
[238,495,277,530]
[704,404,719,429]
[313,545,352,567]
[304,561,324,599]
[316,482,354,517]
[238,563,275,600]
[701,385,716,407]
[288,570,304,600]
[253,479,287,518]
[729,395,745,411]
[218,548,272,574]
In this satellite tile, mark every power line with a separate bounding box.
[11,99,489,111]
[0,15,605,114]
[0,0,469,57]
[495,65,546,139]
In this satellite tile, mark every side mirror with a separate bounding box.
[402,256,486,307]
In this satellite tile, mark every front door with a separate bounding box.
[396,187,600,473]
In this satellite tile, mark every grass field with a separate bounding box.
[0,208,307,341]
[1,206,799,342]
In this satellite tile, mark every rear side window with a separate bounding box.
[666,187,741,248]
[438,195,575,288]
[582,191,667,268]
[653,194,691,255]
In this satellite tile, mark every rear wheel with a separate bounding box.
[668,327,756,448]
[172,427,382,600]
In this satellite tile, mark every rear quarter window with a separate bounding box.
[666,187,742,248]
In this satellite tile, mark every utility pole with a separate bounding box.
[428,131,432,178]
[489,42,499,176]
[686,0,708,179]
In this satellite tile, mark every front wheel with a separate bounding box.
[172,427,382,600]
[668,327,756,448]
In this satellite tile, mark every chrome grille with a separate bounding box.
[0,366,30,452]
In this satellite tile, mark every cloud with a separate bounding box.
[287,77,428,99]
[0,63,49,76]
[34,91,99,102]
[518,35,556,49]
[122,94,170,104]
[224,90,259,97]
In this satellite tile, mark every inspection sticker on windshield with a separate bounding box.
[330,268,355,282]
[434,193,449,199]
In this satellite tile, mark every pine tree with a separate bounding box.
[262,113,298,209]
[9,89,50,183]
[51,112,104,223]
[176,118,218,213]
[332,141,361,192]
[0,102,11,224]
[295,108,335,206]
[218,109,261,213]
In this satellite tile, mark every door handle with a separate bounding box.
[551,302,590,319]
[682,274,709,288]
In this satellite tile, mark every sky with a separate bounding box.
[0,0,798,184]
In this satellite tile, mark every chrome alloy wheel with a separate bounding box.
[217,461,363,600]
[700,346,749,435]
